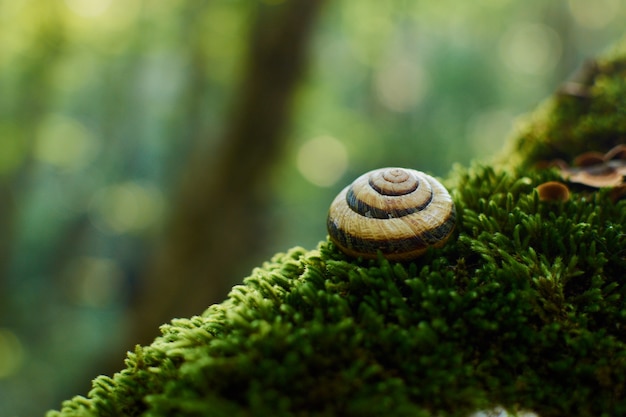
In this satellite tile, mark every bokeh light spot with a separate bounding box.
[498,23,562,75]
[64,0,112,18]
[375,58,428,112]
[568,0,620,29]
[64,257,124,308]
[297,136,349,187]
[466,108,515,156]
[90,182,164,234]
[0,329,24,379]
[63,0,142,51]
[34,115,99,171]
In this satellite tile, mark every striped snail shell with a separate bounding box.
[327,167,456,261]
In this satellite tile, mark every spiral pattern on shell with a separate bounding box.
[327,167,456,261]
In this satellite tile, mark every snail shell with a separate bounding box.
[327,167,456,261]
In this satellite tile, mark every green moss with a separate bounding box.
[48,42,626,417]
[47,169,626,417]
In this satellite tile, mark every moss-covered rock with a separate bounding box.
[48,41,626,417]
[513,40,626,168]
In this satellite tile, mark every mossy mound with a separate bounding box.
[48,166,626,417]
[48,41,626,417]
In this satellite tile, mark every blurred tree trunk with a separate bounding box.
[127,0,327,348]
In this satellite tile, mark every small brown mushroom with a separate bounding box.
[536,181,570,202]
[573,151,605,167]
[541,144,626,192]
[566,165,624,188]
[604,144,626,161]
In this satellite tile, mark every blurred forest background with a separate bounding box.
[1,0,625,415]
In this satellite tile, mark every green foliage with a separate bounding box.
[48,160,626,415]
